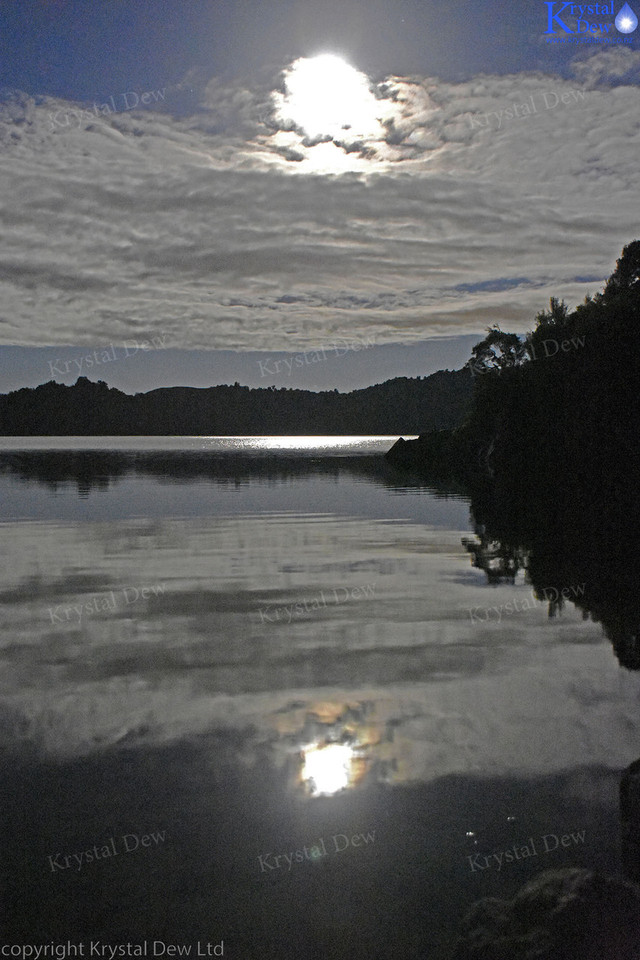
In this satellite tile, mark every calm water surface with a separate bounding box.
[0,438,638,958]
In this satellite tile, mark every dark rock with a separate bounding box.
[450,868,640,960]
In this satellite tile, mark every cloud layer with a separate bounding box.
[1,48,639,351]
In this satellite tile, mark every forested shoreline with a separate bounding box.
[387,239,640,498]
[0,368,471,436]
[386,240,640,671]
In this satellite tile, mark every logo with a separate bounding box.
[616,1,639,29]
[544,2,638,35]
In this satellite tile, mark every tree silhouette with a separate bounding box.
[604,239,640,300]
[465,326,528,377]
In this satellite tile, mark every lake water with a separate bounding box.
[1,438,639,958]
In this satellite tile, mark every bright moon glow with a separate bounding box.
[275,54,383,141]
[302,742,354,795]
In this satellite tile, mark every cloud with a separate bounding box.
[0,49,638,352]
[570,45,640,86]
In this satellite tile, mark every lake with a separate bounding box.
[1,437,639,958]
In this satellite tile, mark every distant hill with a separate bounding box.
[0,368,473,435]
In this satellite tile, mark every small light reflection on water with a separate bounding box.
[242,436,409,454]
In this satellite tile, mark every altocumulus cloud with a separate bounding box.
[0,49,638,353]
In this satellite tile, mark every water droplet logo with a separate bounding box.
[615,2,638,32]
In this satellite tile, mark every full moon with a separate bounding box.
[301,741,354,795]
[274,54,383,141]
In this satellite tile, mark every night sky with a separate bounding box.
[1,0,638,392]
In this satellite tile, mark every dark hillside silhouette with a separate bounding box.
[0,369,472,436]
[387,239,640,490]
